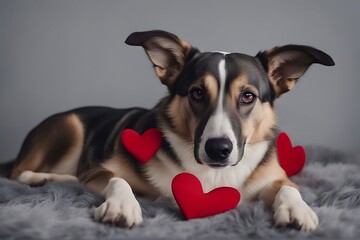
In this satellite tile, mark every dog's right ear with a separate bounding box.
[256,45,335,97]
[125,30,197,89]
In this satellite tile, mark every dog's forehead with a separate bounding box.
[224,53,273,102]
[175,52,273,102]
[174,52,223,95]
[191,52,263,78]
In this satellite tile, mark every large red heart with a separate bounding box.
[172,172,241,220]
[120,128,162,163]
[277,132,306,177]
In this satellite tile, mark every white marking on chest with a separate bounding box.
[145,129,269,202]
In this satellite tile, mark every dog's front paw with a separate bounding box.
[95,197,143,228]
[274,186,318,231]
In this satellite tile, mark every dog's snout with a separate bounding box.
[205,138,233,161]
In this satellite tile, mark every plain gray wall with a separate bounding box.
[1,0,359,163]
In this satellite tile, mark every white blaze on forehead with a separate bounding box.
[199,59,239,164]
[218,59,226,111]
[212,51,230,55]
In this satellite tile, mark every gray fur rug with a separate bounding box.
[0,146,359,240]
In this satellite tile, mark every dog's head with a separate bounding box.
[126,30,334,168]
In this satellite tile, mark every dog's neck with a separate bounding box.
[145,127,270,199]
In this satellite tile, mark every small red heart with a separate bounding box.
[277,132,306,177]
[120,128,162,163]
[172,173,240,220]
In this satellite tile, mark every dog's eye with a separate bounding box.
[189,88,205,101]
[240,92,256,104]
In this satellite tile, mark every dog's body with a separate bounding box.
[9,30,334,231]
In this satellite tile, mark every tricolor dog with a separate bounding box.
[9,30,334,231]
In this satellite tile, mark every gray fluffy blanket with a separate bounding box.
[0,146,359,240]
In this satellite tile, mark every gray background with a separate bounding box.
[0,0,359,163]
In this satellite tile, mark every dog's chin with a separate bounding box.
[196,149,244,169]
[199,158,241,169]
[195,153,243,169]
[206,162,230,169]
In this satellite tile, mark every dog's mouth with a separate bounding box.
[196,155,243,169]
[206,162,230,168]
[194,153,233,168]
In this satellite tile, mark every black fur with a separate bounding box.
[8,30,335,179]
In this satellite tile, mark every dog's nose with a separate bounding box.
[205,138,233,161]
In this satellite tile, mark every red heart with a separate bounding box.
[120,128,162,163]
[277,132,306,177]
[172,173,241,220]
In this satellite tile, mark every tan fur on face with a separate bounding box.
[167,74,219,142]
[228,74,253,138]
[227,74,277,143]
[247,102,277,143]
[229,75,251,103]
[203,74,219,105]
[167,95,196,141]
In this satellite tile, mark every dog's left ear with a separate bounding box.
[256,45,335,97]
[125,30,196,89]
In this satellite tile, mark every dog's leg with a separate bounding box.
[246,152,318,231]
[273,185,319,231]
[11,113,83,180]
[259,180,319,231]
[17,170,77,186]
[94,178,143,227]
[81,168,143,228]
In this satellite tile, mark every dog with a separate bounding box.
[8,30,334,231]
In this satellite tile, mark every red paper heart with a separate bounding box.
[172,172,241,220]
[120,128,162,163]
[277,132,306,177]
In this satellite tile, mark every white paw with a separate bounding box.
[95,177,143,228]
[18,171,48,186]
[274,186,319,231]
[95,197,143,228]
